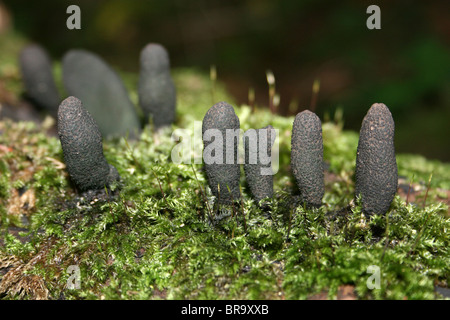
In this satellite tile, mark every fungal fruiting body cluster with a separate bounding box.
[18,42,397,216]
[201,102,325,209]
[201,101,397,216]
[19,42,177,193]
[19,43,177,139]
[201,102,279,207]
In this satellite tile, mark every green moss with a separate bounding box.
[0,48,449,300]
[397,154,450,190]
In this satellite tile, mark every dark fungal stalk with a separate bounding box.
[62,49,141,138]
[355,103,398,216]
[57,96,120,192]
[19,44,60,116]
[202,101,241,205]
[243,125,276,205]
[138,43,176,129]
[291,110,324,208]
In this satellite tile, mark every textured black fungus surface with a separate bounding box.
[244,125,275,204]
[291,110,324,207]
[62,49,140,138]
[355,103,398,216]
[19,44,60,116]
[202,102,240,205]
[138,43,176,129]
[57,96,120,191]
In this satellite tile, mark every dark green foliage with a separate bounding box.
[243,125,275,204]
[62,49,140,138]
[138,43,176,129]
[291,110,324,207]
[19,44,60,116]
[57,96,120,191]
[202,101,240,205]
[355,103,398,216]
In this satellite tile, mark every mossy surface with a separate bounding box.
[0,33,449,301]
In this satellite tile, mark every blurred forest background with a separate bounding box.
[1,0,449,161]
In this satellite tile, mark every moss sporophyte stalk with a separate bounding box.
[0,37,448,300]
[55,97,397,214]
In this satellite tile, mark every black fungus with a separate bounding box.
[355,103,398,216]
[57,96,120,191]
[62,49,140,138]
[202,101,240,205]
[19,44,60,116]
[291,110,324,208]
[243,125,276,204]
[138,43,176,129]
